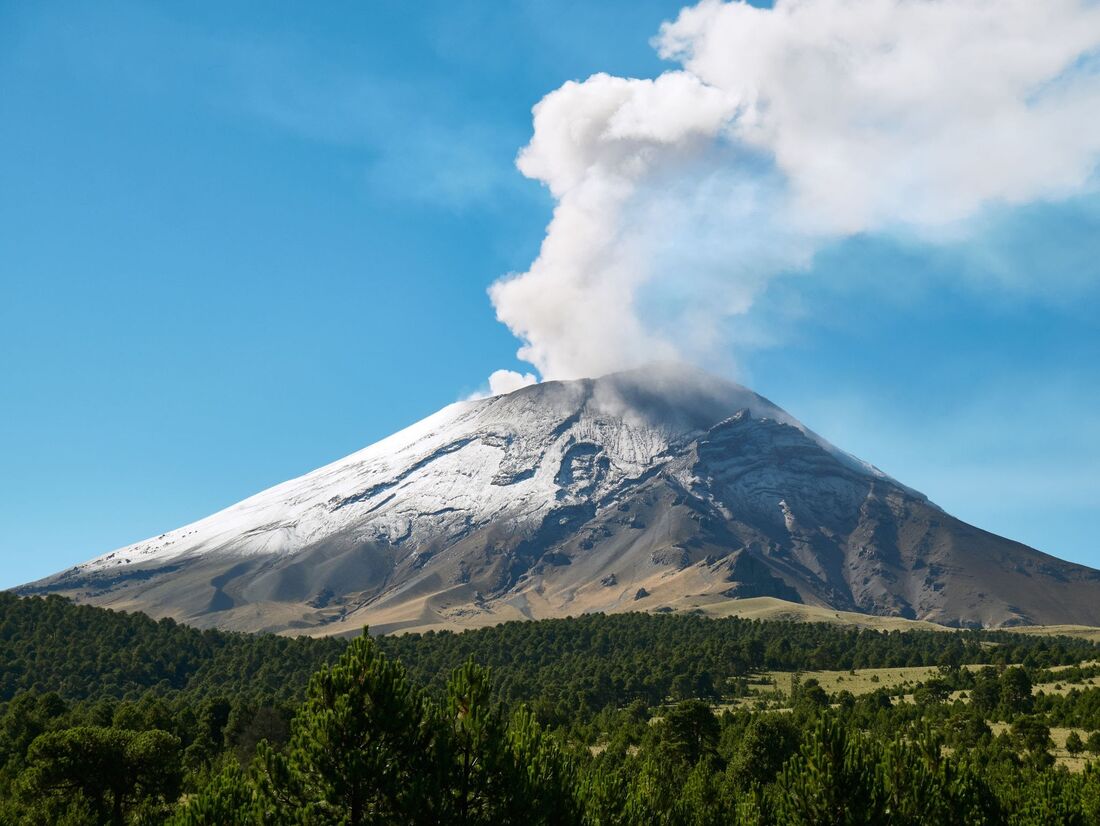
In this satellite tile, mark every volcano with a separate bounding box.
[20,366,1100,634]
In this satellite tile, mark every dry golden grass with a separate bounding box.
[284,589,959,637]
[667,596,951,631]
[1007,626,1100,643]
[753,664,993,698]
[282,591,1100,639]
[753,661,1100,703]
[1034,676,1100,695]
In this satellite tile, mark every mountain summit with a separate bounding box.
[21,366,1100,633]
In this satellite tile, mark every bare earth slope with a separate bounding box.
[19,366,1100,634]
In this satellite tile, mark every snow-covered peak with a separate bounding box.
[71,366,890,576]
[37,364,1097,634]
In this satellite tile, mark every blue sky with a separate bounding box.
[1,0,1097,588]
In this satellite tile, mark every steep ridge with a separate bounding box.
[19,366,1100,634]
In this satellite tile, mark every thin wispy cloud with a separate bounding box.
[231,57,526,209]
[9,2,527,211]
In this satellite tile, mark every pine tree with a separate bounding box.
[253,631,440,825]
[1066,731,1085,755]
[507,705,581,825]
[167,761,255,826]
[17,726,180,825]
[440,660,512,824]
[772,716,880,825]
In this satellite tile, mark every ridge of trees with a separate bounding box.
[0,594,345,703]
[4,593,1100,823]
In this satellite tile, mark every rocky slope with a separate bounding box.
[20,366,1100,634]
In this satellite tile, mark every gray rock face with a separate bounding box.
[19,366,1100,634]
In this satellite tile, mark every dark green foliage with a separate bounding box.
[791,676,829,713]
[913,677,950,706]
[0,593,345,703]
[1011,716,1053,757]
[1087,730,1100,755]
[377,612,1100,726]
[4,592,1098,726]
[1000,666,1034,716]
[4,593,1100,823]
[16,725,180,824]
[166,761,254,826]
[772,716,880,824]
[725,714,800,790]
[253,632,440,823]
[971,667,1003,715]
[766,718,1002,825]
[945,712,992,750]
[661,700,720,765]
[176,637,581,825]
[1066,730,1085,755]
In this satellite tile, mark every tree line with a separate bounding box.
[3,593,1100,822]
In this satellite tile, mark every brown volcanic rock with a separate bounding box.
[18,366,1100,633]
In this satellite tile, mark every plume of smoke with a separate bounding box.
[487,0,1100,384]
[465,369,539,400]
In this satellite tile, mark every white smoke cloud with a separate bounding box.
[488,369,538,396]
[466,369,539,400]
[488,0,1100,383]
